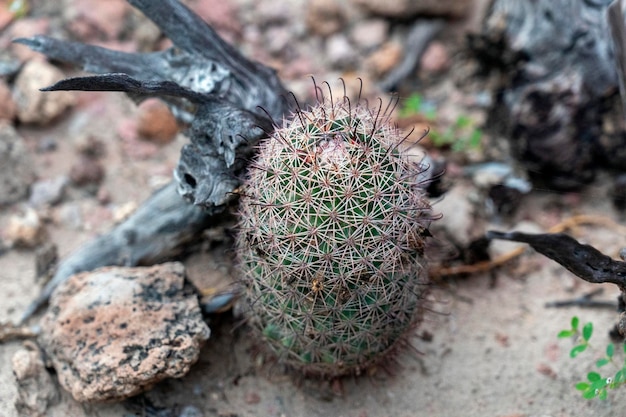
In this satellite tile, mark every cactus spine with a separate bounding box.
[237,87,433,377]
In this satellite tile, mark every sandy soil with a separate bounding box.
[2,92,626,416]
[3,1,626,416]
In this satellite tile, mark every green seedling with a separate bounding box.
[399,93,482,152]
[558,316,626,399]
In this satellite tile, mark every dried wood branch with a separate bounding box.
[15,0,290,322]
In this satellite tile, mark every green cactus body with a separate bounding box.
[237,94,433,377]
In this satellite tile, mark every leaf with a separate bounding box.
[575,382,590,391]
[468,129,483,149]
[615,369,625,384]
[570,344,587,358]
[571,316,579,330]
[598,389,608,400]
[557,329,575,338]
[401,94,422,117]
[607,343,615,358]
[455,115,471,128]
[596,358,610,368]
[583,389,598,399]
[587,372,602,382]
[582,322,593,342]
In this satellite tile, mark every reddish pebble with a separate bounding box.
[69,156,105,186]
[136,99,179,145]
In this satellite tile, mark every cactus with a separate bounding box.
[236,87,434,377]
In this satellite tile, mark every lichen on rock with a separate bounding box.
[38,262,210,403]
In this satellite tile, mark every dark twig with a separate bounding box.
[545,288,617,310]
[486,231,626,289]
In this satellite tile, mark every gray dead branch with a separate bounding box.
[15,0,290,322]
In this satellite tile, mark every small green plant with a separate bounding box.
[558,316,626,399]
[399,93,483,152]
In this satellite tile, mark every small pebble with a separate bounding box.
[325,34,356,69]
[69,156,105,186]
[113,201,137,223]
[72,135,106,158]
[349,19,388,51]
[136,98,178,145]
[13,60,75,124]
[29,176,68,208]
[365,42,403,76]
[419,41,451,74]
[264,26,293,56]
[64,0,130,41]
[12,341,59,417]
[96,187,111,205]
[306,0,345,37]
[5,207,46,248]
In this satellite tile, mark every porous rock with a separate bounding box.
[350,0,470,18]
[38,262,210,403]
[12,341,59,417]
[0,123,35,205]
[13,60,75,125]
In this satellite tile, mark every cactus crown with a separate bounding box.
[237,84,433,377]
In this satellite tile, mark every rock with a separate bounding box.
[38,262,210,403]
[419,41,451,74]
[29,176,68,208]
[325,33,356,69]
[64,0,131,41]
[4,207,46,248]
[13,60,75,125]
[189,0,242,40]
[136,98,179,144]
[365,41,403,76]
[350,19,388,51]
[69,156,105,186]
[306,0,346,37]
[264,25,293,56]
[350,0,470,18]
[253,0,294,26]
[53,202,83,230]
[0,79,16,120]
[432,182,475,247]
[72,135,106,158]
[12,341,59,417]
[0,123,35,205]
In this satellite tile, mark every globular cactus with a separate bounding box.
[236,86,434,377]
